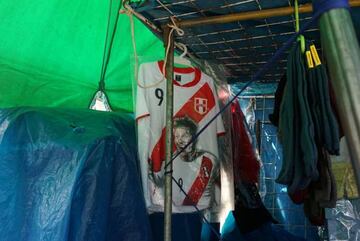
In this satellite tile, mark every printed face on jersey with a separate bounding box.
[173,126,194,160]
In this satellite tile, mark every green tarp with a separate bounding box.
[0,0,164,112]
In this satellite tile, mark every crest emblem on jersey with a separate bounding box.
[194,98,208,115]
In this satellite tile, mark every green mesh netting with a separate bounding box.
[0,0,164,112]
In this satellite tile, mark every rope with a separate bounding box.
[122,1,350,239]
[98,0,121,91]
[126,4,307,240]
[121,3,222,238]
[98,0,113,91]
[162,16,184,77]
[122,4,186,88]
[156,0,175,16]
[165,0,347,170]
[161,16,317,238]
[162,10,340,240]
[160,0,353,171]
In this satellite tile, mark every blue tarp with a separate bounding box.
[0,107,153,241]
[221,212,305,241]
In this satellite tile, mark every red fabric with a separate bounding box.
[231,101,260,184]
[182,156,213,205]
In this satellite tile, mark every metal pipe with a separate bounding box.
[178,0,360,28]
[163,26,174,241]
[318,8,360,192]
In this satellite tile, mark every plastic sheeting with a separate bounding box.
[0,107,153,241]
[326,199,360,241]
[0,1,165,112]
[221,212,305,241]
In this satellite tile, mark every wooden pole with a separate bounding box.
[163,26,174,241]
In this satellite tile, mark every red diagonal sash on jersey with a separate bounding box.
[183,156,213,205]
[149,83,215,172]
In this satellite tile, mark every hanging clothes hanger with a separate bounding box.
[174,42,193,67]
[294,0,305,54]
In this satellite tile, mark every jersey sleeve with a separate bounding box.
[136,117,152,208]
[135,64,150,121]
[136,64,152,208]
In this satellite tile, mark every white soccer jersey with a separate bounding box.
[136,61,225,213]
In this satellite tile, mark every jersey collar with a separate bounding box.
[157,61,201,87]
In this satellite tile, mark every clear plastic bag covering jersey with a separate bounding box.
[133,56,233,224]
[0,107,153,241]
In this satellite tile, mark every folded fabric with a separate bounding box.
[277,42,318,192]
[314,59,340,155]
